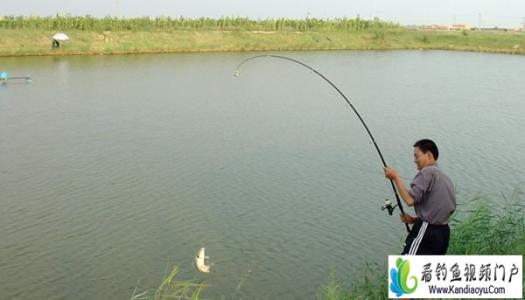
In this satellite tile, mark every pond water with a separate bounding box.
[1,50,524,299]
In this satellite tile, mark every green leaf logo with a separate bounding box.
[389,257,418,297]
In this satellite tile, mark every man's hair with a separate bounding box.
[413,139,439,160]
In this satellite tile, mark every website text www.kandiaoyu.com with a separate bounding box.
[428,284,505,296]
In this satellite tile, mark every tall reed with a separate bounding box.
[318,190,525,300]
[0,15,399,32]
[130,267,205,300]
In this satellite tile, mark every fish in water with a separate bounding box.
[195,247,211,273]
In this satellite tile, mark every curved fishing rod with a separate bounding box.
[234,54,409,232]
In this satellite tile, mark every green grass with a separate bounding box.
[130,267,205,300]
[317,265,388,300]
[136,190,524,299]
[0,16,396,32]
[317,189,525,300]
[448,191,525,255]
[1,16,525,56]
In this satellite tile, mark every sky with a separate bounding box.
[1,0,524,28]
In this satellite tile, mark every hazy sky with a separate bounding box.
[1,0,524,28]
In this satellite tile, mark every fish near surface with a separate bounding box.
[195,247,210,273]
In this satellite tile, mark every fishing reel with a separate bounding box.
[381,199,398,216]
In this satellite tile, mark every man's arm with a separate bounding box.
[383,166,415,207]
[400,213,420,224]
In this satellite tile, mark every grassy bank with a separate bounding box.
[318,190,525,300]
[1,16,525,56]
[132,191,524,299]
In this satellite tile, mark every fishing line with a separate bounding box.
[234,54,409,232]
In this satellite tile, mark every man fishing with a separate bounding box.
[234,56,452,249]
[384,139,456,255]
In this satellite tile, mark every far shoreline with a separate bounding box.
[2,29,524,58]
[1,16,524,57]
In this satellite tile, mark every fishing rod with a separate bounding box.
[9,75,32,81]
[0,71,32,83]
[234,54,410,232]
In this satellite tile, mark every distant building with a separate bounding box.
[431,24,449,30]
[448,23,472,31]
[405,23,475,31]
